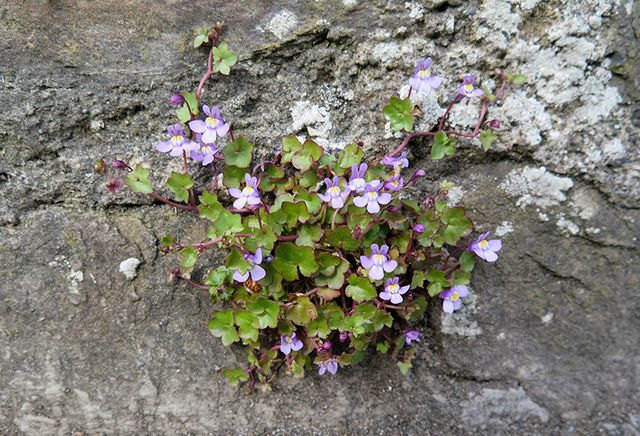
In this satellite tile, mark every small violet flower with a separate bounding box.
[232,248,266,283]
[384,176,404,191]
[405,330,422,345]
[280,333,304,355]
[381,150,409,169]
[318,358,338,376]
[188,105,230,143]
[229,174,261,209]
[412,224,425,235]
[439,285,470,313]
[469,231,502,262]
[409,57,444,93]
[353,183,392,214]
[379,277,409,304]
[156,124,198,157]
[347,163,379,193]
[360,244,398,280]
[457,75,484,98]
[190,133,220,166]
[318,176,350,209]
[106,179,124,194]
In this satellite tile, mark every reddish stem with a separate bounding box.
[148,192,199,212]
[438,94,460,131]
[196,48,214,104]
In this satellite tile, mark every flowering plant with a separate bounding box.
[98,25,523,390]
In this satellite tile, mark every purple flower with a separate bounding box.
[405,330,422,345]
[360,244,398,280]
[353,183,392,214]
[156,124,198,157]
[318,176,350,209]
[232,248,267,283]
[379,277,409,304]
[318,358,338,376]
[280,333,304,355]
[409,58,444,93]
[111,160,131,171]
[190,133,220,166]
[381,150,409,169]
[188,105,230,143]
[469,231,502,262]
[439,285,470,313]
[169,93,186,106]
[412,224,425,235]
[106,178,124,194]
[487,119,501,129]
[347,163,379,193]
[384,176,404,191]
[229,174,261,209]
[457,75,484,98]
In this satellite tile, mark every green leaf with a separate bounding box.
[179,246,198,273]
[194,33,208,48]
[125,165,153,193]
[222,136,253,167]
[176,104,191,123]
[403,296,428,322]
[226,247,251,274]
[432,131,456,160]
[440,207,472,245]
[383,96,414,132]
[247,297,280,329]
[166,171,194,203]
[272,242,318,280]
[208,209,244,238]
[376,342,390,353]
[299,171,320,189]
[345,275,377,303]
[198,191,223,221]
[296,223,323,247]
[292,140,323,172]
[308,317,331,338]
[410,270,426,289]
[460,251,475,272]
[372,310,393,331]
[286,296,318,326]
[235,310,260,341]
[223,367,249,386]
[258,164,284,192]
[281,135,302,164]
[296,190,322,215]
[508,73,527,85]
[397,360,413,375]
[212,42,237,75]
[479,129,498,151]
[315,255,350,289]
[180,91,198,115]
[324,226,361,251]
[223,166,249,189]
[205,266,229,293]
[337,143,365,169]
[208,310,239,346]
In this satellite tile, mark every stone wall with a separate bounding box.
[1,0,638,434]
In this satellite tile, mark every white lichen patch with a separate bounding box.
[461,387,550,427]
[541,313,554,324]
[264,10,298,40]
[404,2,424,20]
[290,101,333,146]
[493,91,552,149]
[500,166,574,209]
[556,214,580,235]
[447,186,465,207]
[495,221,514,237]
[119,257,141,280]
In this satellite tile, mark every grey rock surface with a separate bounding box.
[1,0,638,434]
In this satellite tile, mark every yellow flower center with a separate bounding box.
[478,239,489,249]
[464,83,474,93]
[387,283,399,293]
[366,191,378,201]
[451,292,459,301]
[418,69,430,78]
[391,181,398,187]
[328,186,341,196]
[205,117,219,128]
[171,135,183,145]
[202,145,211,154]
[373,254,385,264]
[242,186,255,196]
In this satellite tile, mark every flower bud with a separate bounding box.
[322,340,333,351]
[487,119,500,129]
[111,160,129,171]
[169,93,185,106]
[413,224,425,234]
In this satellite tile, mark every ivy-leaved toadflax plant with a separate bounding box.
[97,23,524,391]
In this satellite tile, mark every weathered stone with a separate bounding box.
[0,0,638,434]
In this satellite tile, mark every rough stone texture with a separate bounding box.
[1,0,638,434]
